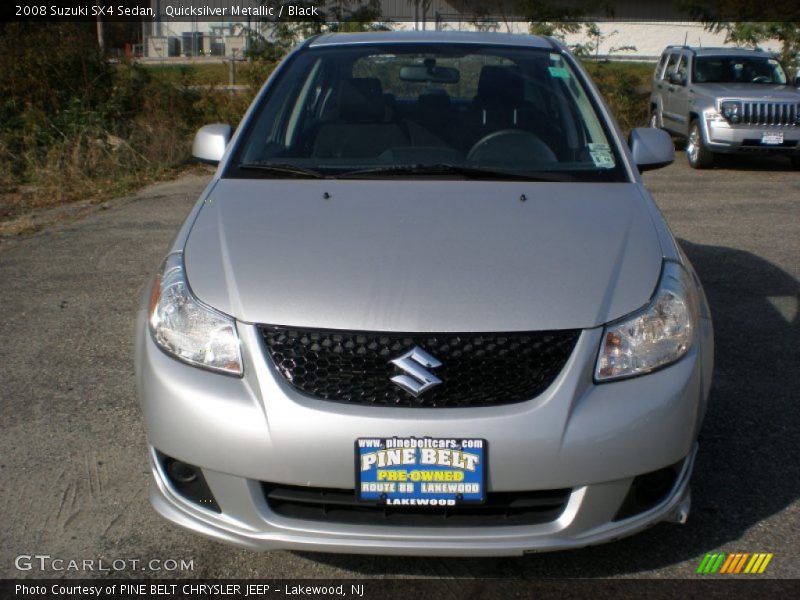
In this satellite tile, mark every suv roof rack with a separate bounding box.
[664,45,696,56]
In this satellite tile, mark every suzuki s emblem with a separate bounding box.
[390,346,442,397]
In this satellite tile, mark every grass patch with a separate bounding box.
[0,24,264,230]
[139,62,231,86]
[139,62,272,88]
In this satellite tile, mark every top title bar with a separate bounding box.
[4,1,800,22]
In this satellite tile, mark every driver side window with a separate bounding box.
[663,53,680,80]
[675,56,688,84]
[655,53,669,80]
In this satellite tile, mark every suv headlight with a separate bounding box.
[148,253,243,376]
[720,100,742,123]
[595,261,698,382]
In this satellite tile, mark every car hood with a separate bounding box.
[184,180,663,332]
[697,83,800,101]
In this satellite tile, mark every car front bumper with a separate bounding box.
[703,119,800,155]
[135,310,713,556]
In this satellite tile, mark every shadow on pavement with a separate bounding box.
[295,241,799,577]
[674,147,797,172]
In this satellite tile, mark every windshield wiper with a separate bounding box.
[337,163,571,182]
[238,162,329,179]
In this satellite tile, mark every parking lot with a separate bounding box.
[1,154,797,579]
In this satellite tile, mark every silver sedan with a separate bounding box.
[135,31,713,556]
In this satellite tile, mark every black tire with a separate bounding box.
[791,156,800,170]
[649,108,660,129]
[686,120,714,169]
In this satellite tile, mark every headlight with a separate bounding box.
[148,253,243,376]
[595,261,698,382]
[720,100,742,123]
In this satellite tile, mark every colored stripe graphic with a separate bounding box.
[699,552,773,574]
[745,554,762,573]
[719,553,736,573]
[711,553,726,573]
[720,553,738,573]
[698,553,726,574]
[734,553,750,573]
[758,554,773,574]
[696,553,713,574]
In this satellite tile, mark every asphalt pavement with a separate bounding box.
[1,154,798,579]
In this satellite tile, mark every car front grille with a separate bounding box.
[263,483,572,527]
[258,326,580,408]
[741,102,800,127]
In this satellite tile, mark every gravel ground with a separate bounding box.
[1,154,797,580]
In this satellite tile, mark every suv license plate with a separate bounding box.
[356,437,486,506]
[762,132,784,145]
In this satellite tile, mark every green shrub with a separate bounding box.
[0,23,260,220]
[583,61,653,135]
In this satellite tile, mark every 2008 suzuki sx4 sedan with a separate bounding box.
[135,31,713,556]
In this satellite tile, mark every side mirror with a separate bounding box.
[192,124,232,165]
[629,127,674,172]
[667,71,685,86]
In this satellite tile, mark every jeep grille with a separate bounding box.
[741,102,800,127]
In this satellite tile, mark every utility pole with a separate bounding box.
[96,2,105,53]
[229,48,239,97]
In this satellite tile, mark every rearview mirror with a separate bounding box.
[399,64,460,84]
[629,127,674,172]
[192,124,232,165]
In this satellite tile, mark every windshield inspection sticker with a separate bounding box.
[357,437,486,506]
[588,143,615,168]
[548,66,571,78]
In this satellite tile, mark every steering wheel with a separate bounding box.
[751,75,771,83]
[467,129,558,164]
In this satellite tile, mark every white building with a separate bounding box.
[141,1,780,61]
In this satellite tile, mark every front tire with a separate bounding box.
[686,120,714,169]
[649,109,660,129]
[791,156,800,170]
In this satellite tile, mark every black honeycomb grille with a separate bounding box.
[259,326,580,408]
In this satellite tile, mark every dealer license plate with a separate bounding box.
[762,132,784,145]
[356,437,486,506]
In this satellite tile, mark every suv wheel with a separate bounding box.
[686,120,713,169]
[649,110,660,129]
[791,156,800,170]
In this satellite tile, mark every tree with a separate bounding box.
[520,2,635,59]
[679,1,800,66]
[245,1,390,62]
[678,0,800,22]
[455,0,597,37]
[517,0,595,23]
[410,0,433,30]
[708,22,800,66]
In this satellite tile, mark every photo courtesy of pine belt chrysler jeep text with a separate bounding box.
[135,31,714,556]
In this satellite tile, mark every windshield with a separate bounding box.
[227,43,627,182]
[694,55,788,85]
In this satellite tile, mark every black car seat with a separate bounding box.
[312,78,409,159]
[473,66,526,130]
[469,66,563,159]
[406,90,453,147]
